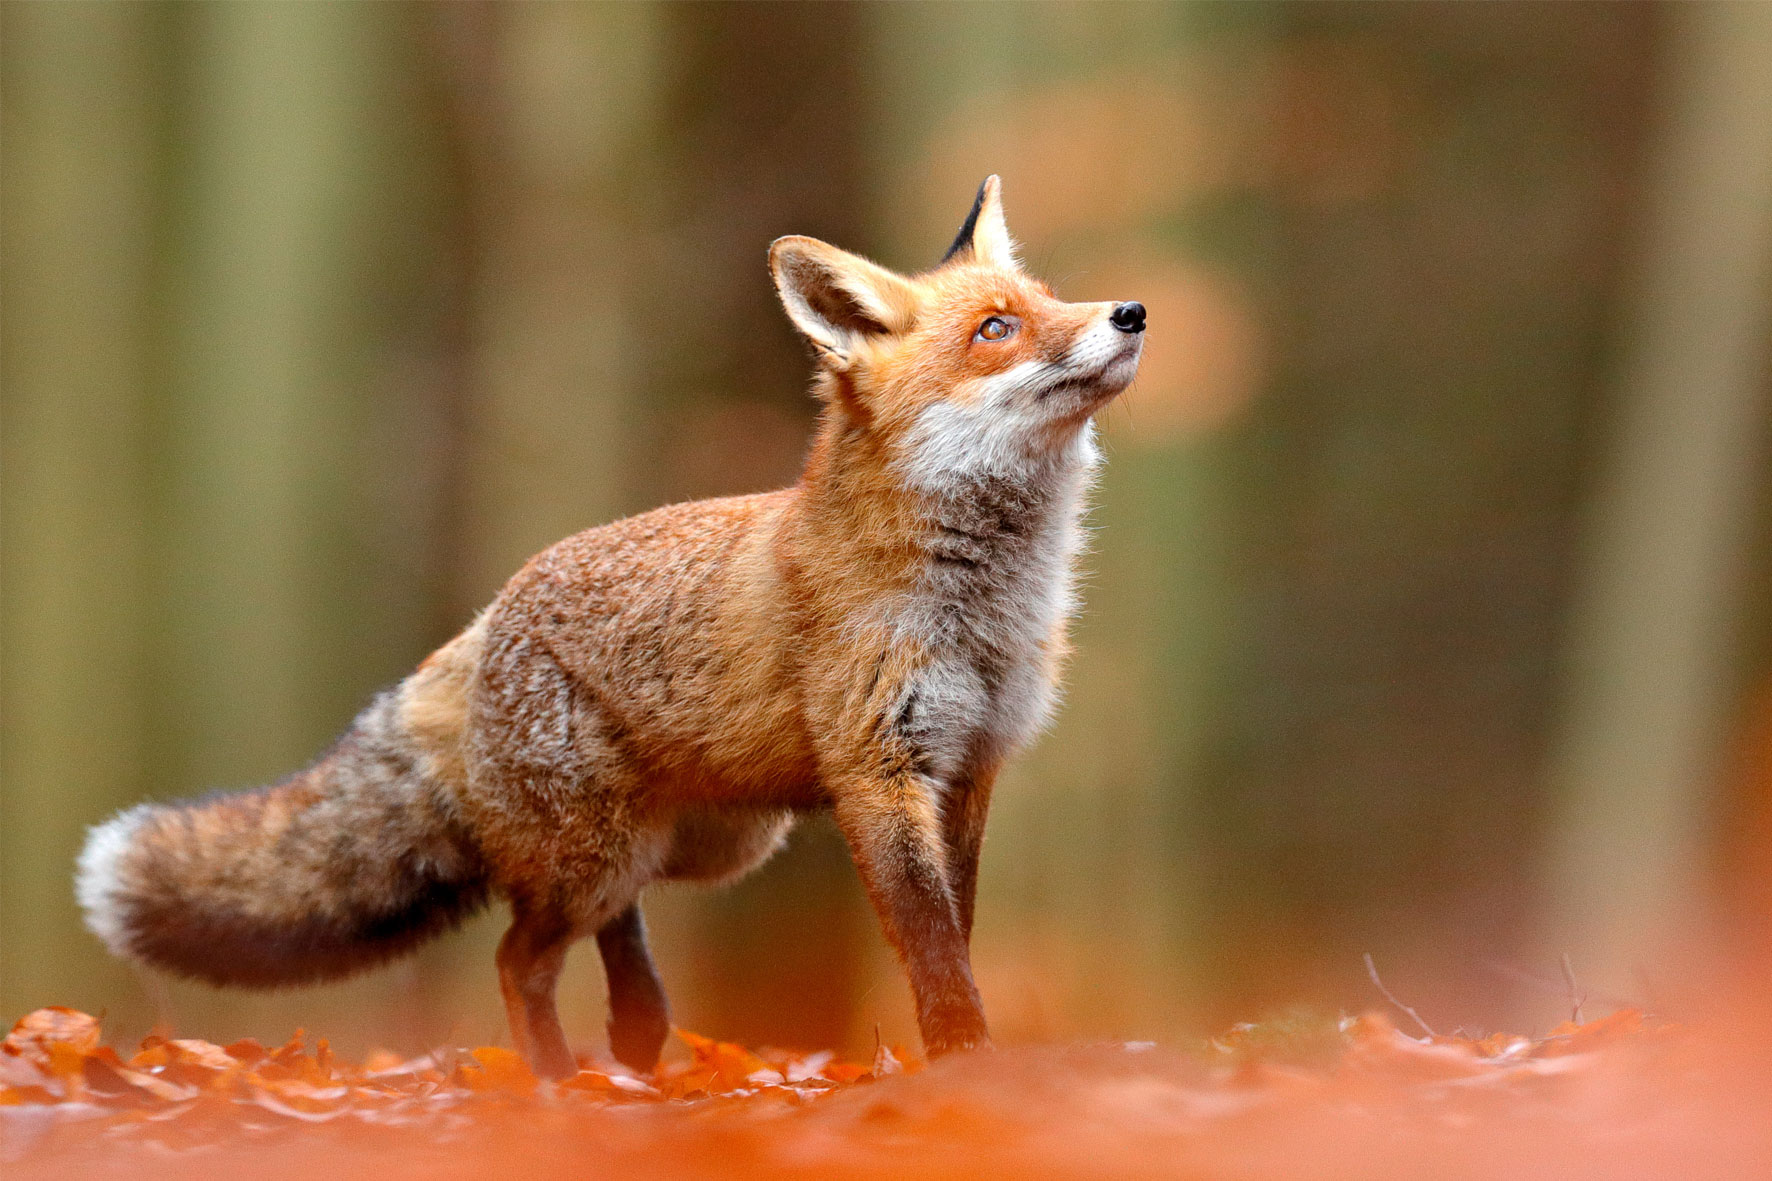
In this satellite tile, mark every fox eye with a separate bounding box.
[975,316,1016,343]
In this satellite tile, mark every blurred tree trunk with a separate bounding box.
[633,0,877,1054]
[1184,2,1662,1031]
[154,2,435,795]
[151,1,459,1050]
[1540,1,1772,993]
[1,0,163,1023]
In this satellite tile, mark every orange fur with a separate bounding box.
[76,177,1145,1078]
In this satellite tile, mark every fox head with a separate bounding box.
[769,176,1144,488]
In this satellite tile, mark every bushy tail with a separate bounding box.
[76,625,490,988]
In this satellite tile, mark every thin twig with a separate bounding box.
[1560,953,1586,1026]
[1363,953,1436,1039]
[1478,959,1640,1011]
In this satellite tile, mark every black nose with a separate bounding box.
[1109,301,1145,333]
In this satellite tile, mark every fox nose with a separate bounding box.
[1109,301,1146,333]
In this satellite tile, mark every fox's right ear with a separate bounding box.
[941,175,1017,269]
[769,236,917,369]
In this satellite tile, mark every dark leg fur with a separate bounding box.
[596,903,670,1074]
[940,767,996,942]
[496,902,578,1080]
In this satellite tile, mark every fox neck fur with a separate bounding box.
[788,398,1102,778]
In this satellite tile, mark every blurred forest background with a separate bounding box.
[5,1,1771,1058]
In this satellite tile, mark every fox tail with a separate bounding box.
[75,624,489,988]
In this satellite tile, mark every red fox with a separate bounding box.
[76,177,1146,1078]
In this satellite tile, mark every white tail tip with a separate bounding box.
[75,805,153,958]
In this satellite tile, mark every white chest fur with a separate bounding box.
[886,418,1100,781]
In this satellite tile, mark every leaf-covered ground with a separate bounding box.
[4,1002,1769,1179]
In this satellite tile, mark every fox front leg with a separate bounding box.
[834,774,989,1055]
[940,764,998,942]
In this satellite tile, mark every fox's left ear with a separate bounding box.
[769,236,918,369]
[941,175,1018,269]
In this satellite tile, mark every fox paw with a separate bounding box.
[607,1007,670,1075]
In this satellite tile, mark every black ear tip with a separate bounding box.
[942,179,992,264]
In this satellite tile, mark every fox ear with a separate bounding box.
[769,236,917,367]
[941,175,1017,269]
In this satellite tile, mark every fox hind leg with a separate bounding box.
[496,900,578,1079]
[469,649,670,1077]
[596,902,670,1073]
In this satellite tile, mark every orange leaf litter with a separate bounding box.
[3,1002,1769,1179]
